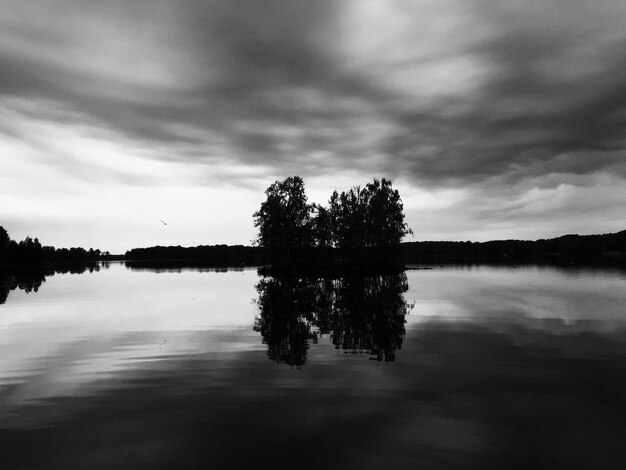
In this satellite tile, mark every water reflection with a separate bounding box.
[0,270,47,304]
[2,265,626,469]
[0,263,106,305]
[124,260,243,273]
[254,272,412,366]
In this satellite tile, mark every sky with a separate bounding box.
[1,0,626,253]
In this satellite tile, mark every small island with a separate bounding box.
[252,176,411,273]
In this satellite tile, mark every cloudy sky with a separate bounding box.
[1,0,626,253]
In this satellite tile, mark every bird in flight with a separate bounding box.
[160,219,170,226]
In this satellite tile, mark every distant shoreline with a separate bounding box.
[122,230,626,268]
[2,229,625,272]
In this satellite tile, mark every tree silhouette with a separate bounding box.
[311,202,335,248]
[253,177,411,270]
[331,178,411,250]
[364,178,412,247]
[253,176,314,262]
[0,226,9,263]
[335,185,370,250]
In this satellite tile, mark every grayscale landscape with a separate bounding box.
[1,1,625,468]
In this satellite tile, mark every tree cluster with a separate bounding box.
[253,176,411,268]
[0,225,108,266]
[125,244,266,267]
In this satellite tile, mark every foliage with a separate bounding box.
[0,226,9,261]
[0,225,105,265]
[6,237,44,263]
[252,176,313,257]
[253,177,412,267]
[124,244,266,266]
[363,178,413,246]
[330,178,411,249]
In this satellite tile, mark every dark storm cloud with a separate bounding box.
[2,0,626,189]
[385,0,626,187]
[0,0,373,166]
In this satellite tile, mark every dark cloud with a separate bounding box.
[385,1,626,187]
[1,0,626,192]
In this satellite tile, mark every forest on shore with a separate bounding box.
[123,230,626,268]
[0,225,112,268]
[402,230,626,265]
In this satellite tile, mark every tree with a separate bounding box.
[332,178,411,250]
[310,190,340,249]
[253,176,314,259]
[0,226,9,263]
[364,178,412,246]
[335,185,369,250]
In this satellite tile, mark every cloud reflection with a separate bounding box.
[1,265,626,468]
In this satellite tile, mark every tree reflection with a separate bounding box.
[254,272,412,367]
[0,264,103,305]
[0,270,48,304]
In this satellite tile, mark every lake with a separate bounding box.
[1,263,625,469]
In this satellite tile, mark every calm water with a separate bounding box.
[1,263,625,469]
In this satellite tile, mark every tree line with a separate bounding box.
[0,226,110,267]
[124,244,266,266]
[403,231,626,265]
[253,176,412,270]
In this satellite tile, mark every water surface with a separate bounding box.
[1,263,625,469]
